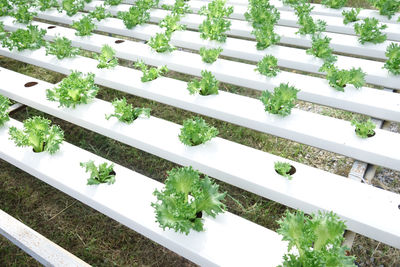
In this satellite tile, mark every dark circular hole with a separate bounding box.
[354,129,376,138]
[109,170,116,176]
[32,142,46,153]
[190,211,203,222]
[24,81,38,87]
[115,39,125,44]
[47,25,56,29]
[398,204,400,210]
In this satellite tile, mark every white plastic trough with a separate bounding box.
[0,67,400,249]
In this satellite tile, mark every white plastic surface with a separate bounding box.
[2,17,399,122]
[0,210,90,267]
[0,67,400,249]
[1,48,400,170]
[88,0,400,42]
[88,1,398,60]
[33,10,400,89]
[0,119,288,267]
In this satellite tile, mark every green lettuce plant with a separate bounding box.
[0,94,11,127]
[95,45,118,69]
[105,97,150,123]
[152,166,226,234]
[134,60,168,82]
[199,47,223,63]
[260,83,300,116]
[383,43,400,75]
[342,8,361,24]
[255,55,281,77]
[179,117,219,146]
[187,70,219,96]
[354,18,388,44]
[45,36,80,59]
[8,116,64,154]
[351,118,376,138]
[80,160,116,185]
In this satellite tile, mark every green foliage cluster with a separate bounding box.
[342,8,361,24]
[199,47,223,64]
[117,0,158,29]
[274,162,293,180]
[0,0,12,16]
[306,35,337,64]
[159,14,186,37]
[187,70,219,96]
[354,18,387,44]
[60,0,85,17]
[245,0,280,50]
[255,55,280,77]
[12,6,37,24]
[80,161,116,185]
[260,83,299,117]
[46,71,99,108]
[72,15,96,36]
[104,0,123,6]
[351,118,376,138]
[9,116,64,154]
[179,117,219,146]
[45,36,80,59]
[323,65,366,92]
[0,94,11,127]
[37,0,59,11]
[368,0,400,19]
[321,0,347,9]
[384,43,400,75]
[134,60,168,82]
[0,22,6,41]
[1,25,47,51]
[152,166,226,234]
[88,5,111,21]
[95,45,118,69]
[147,33,176,53]
[199,0,233,43]
[277,210,356,266]
[295,3,327,36]
[105,97,151,123]
[162,0,191,16]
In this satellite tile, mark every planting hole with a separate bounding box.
[275,165,296,176]
[47,25,56,29]
[354,129,375,138]
[24,82,38,87]
[115,39,125,44]
[398,204,400,210]
[109,170,116,176]
[189,211,203,222]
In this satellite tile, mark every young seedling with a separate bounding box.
[306,35,337,64]
[199,47,223,64]
[105,98,150,124]
[252,26,281,50]
[8,116,64,154]
[12,6,37,24]
[321,0,347,9]
[2,25,47,51]
[342,8,361,24]
[277,210,356,266]
[187,70,219,96]
[384,43,400,75]
[60,0,85,16]
[134,60,168,82]
[46,71,99,108]
[152,166,226,234]
[255,55,281,77]
[351,118,376,138]
[45,36,80,59]
[72,15,96,36]
[89,5,112,21]
[159,14,186,37]
[274,161,293,180]
[147,33,176,53]
[162,0,191,16]
[104,0,123,6]
[179,116,219,146]
[0,94,11,127]
[260,83,300,117]
[199,0,234,43]
[367,0,400,19]
[117,0,156,29]
[37,0,59,11]
[80,160,116,185]
[324,65,366,92]
[95,45,118,69]
[354,18,388,44]
[245,0,280,28]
